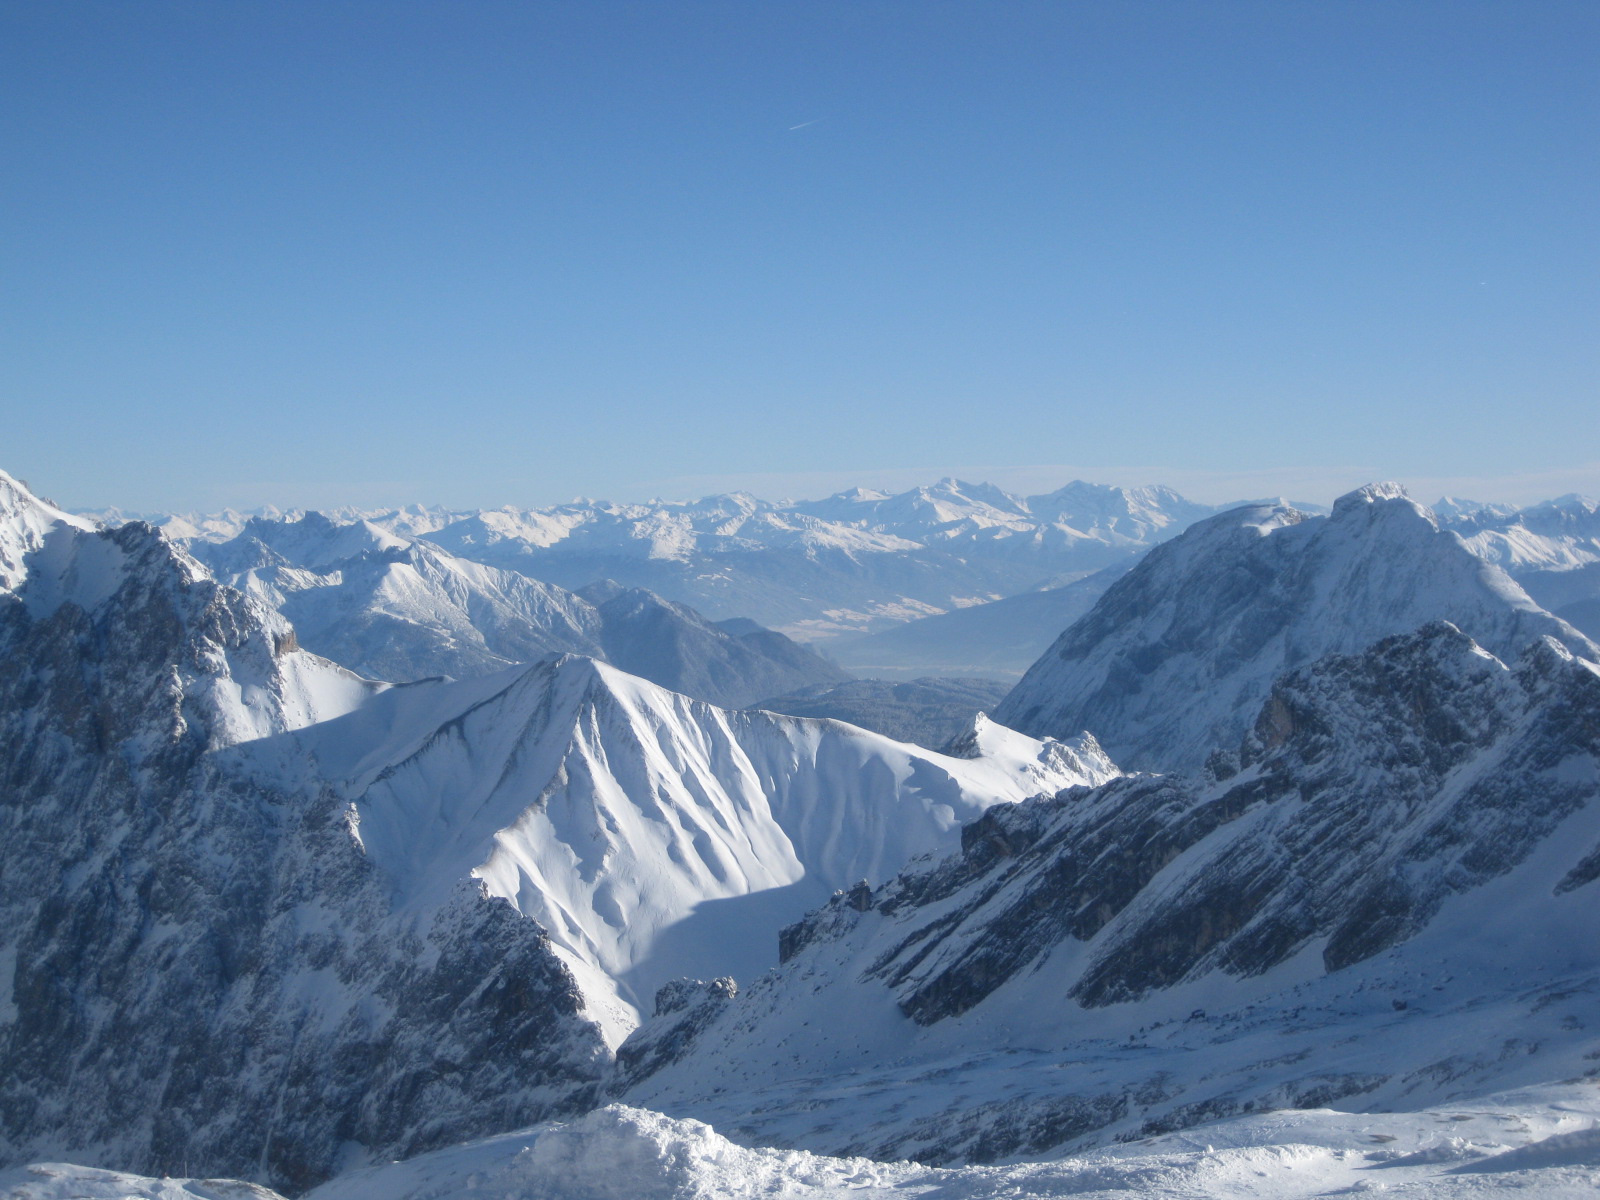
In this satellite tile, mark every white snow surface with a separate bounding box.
[12,1082,1599,1199]
[302,655,1115,1037]
[1442,494,1600,572]
[0,468,96,592]
[303,1083,1600,1198]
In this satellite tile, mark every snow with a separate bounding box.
[94,476,1219,638]
[0,1165,286,1199]
[19,1083,1596,1199]
[0,468,96,593]
[299,655,1117,1033]
[997,484,1600,770]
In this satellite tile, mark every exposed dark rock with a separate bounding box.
[0,509,608,1192]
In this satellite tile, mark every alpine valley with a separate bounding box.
[4,466,1599,1199]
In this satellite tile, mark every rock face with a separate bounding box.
[193,517,849,707]
[616,622,1600,1163]
[875,623,1598,1022]
[0,475,611,1192]
[995,483,1597,771]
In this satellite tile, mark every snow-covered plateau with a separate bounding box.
[6,467,1600,1198]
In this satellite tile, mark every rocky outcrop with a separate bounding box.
[878,622,1600,1021]
[0,483,610,1192]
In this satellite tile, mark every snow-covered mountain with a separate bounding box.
[995,483,1598,771]
[614,621,1600,1163]
[190,514,850,707]
[0,468,1114,1191]
[306,656,1118,1039]
[1441,492,1600,573]
[423,478,1213,636]
[79,502,468,543]
[23,462,1600,1198]
[0,472,614,1192]
[103,478,1217,639]
[1439,494,1600,643]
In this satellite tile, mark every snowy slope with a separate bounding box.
[617,623,1600,1162]
[11,1081,1600,1199]
[996,483,1598,771]
[306,655,1119,1038]
[0,468,96,591]
[303,1084,1600,1199]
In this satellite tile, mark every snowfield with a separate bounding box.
[7,1083,1598,1199]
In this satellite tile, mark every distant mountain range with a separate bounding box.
[86,482,1600,680]
[84,478,1222,638]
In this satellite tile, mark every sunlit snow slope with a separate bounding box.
[305,655,1117,1037]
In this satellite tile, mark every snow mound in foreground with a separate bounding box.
[9,1086,1600,1199]
[0,1164,285,1199]
[309,1086,1600,1199]
[308,1105,911,1200]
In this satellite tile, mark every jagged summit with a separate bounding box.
[994,484,1597,770]
[1330,479,1411,513]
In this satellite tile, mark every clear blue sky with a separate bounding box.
[3,1,1596,511]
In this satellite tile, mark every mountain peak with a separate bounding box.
[0,467,97,591]
[1331,480,1411,515]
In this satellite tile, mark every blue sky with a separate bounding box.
[3,1,1596,511]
